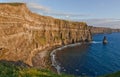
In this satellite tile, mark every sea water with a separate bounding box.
[55,32,120,77]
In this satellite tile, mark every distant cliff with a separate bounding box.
[0,3,92,67]
[89,26,120,34]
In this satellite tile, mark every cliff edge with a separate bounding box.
[0,3,92,68]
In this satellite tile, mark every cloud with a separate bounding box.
[27,3,90,19]
[84,18,120,25]
[43,12,90,20]
[28,3,50,12]
[24,2,90,19]
[77,18,120,29]
[49,12,89,17]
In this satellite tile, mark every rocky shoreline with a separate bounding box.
[31,42,83,74]
[50,43,81,74]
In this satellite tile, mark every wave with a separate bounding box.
[91,41,102,44]
[50,43,81,74]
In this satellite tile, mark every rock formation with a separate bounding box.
[89,26,120,34]
[103,36,108,44]
[0,3,92,67]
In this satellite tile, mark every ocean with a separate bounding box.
[55,32,120,77]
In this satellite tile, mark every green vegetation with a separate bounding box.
[0,3,24,6]
[34,31,46,45]
[0,61,75,77]
[100,71,120,77]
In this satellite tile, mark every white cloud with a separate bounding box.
[28,3,50,12]
[27,3,90,20]
[48,12,90,18]
[77,18,120,29]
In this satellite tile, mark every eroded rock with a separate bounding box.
[0,3,92,67]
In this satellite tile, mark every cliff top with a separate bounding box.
[0,3,25,6]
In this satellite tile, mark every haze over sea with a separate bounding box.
[56,32,120,77]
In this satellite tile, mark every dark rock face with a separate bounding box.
[103,36,108,44]
[0,3,92,66]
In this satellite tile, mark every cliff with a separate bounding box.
[0,3,92,68]
[89,26,120,34]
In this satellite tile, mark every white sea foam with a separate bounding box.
[50,43,81,74]
[91,41,102,44]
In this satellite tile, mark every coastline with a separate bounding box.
[32,41,100,74]
[50,43,81,74]
[48,40,102,74]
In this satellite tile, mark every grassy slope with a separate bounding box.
[0,3,24,6]
[0,61,75,77]
[100,71,120,77]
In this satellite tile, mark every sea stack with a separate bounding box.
[103,36,108,44]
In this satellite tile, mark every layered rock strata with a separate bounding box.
[89,26,120,34]
[0,3,92,67]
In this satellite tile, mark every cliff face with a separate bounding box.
[0,3,92,67]
[89,26,120,34]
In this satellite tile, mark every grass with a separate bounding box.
[100,71,120,77]
[0,3,24,6]
[0,61,75,77]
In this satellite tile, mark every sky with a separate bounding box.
[1,0,120,28]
